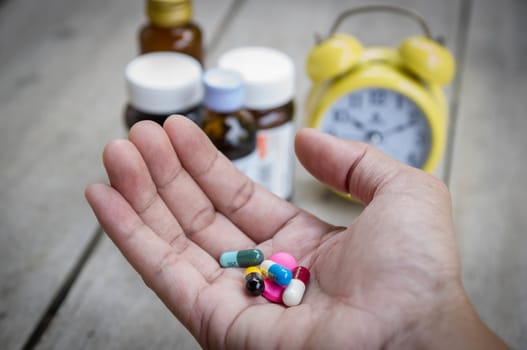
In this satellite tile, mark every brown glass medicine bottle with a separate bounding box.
[139,0,203,64]
[124,52,203,129]
[202,68,258,180]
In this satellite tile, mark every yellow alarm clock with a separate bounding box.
[306,5,455,173]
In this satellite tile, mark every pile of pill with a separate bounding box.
[219,249,310,307]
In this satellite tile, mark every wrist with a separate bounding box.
[387,281,510,350]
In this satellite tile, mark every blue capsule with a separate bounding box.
[260,260,292,286]
[219,249,264,268]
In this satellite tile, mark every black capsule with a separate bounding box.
[243,267,265,296]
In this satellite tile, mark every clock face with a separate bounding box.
[320,88,432,168]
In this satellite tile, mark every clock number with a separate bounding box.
[332,109,349,123]
[369,89,386,105]
[409,109,421,124]
[396,95,405,109]
[348,94,362,108]
[416,131,428,146]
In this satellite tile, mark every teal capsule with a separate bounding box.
[219,249,264,268]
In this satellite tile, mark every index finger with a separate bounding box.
[164,115,302,243]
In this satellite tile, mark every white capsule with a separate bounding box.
[282,279,306,306]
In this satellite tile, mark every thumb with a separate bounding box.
[294,128,407,203]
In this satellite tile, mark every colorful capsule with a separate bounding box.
[282,266,310,307]
[243,266,265,296]
[260,260,292,286]
[219,249,264,268]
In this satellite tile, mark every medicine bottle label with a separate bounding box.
[255,121,295,199]
[233,149,258,182]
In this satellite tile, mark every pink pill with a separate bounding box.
[262,278,286,303]
[268,252,297,271]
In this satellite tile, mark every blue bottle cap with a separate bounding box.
[203,68,245,113]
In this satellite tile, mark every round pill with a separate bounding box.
[269,252,297,271]
[262,279,285,303]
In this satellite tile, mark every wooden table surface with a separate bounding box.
[1,0,526,349]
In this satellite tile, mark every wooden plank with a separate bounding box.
[33,1,465,349]
[450,0,527,348]
[38,236,202,350]
[0,0,233,349]
[0,0,141,349]
[25,0,233,349]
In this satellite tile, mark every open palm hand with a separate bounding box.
[86,116,495,349]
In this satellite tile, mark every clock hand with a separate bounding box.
[351,118,366,130]
[332,110,365,130]
[384,119,417,136]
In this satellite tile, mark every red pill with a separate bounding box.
[282,266,310,306]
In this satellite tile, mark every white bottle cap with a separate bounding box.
[218,47,295,110]
[125,52,203,114]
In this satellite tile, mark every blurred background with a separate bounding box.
[0,0,525,349]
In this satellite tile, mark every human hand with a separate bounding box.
[85,116,508,349]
